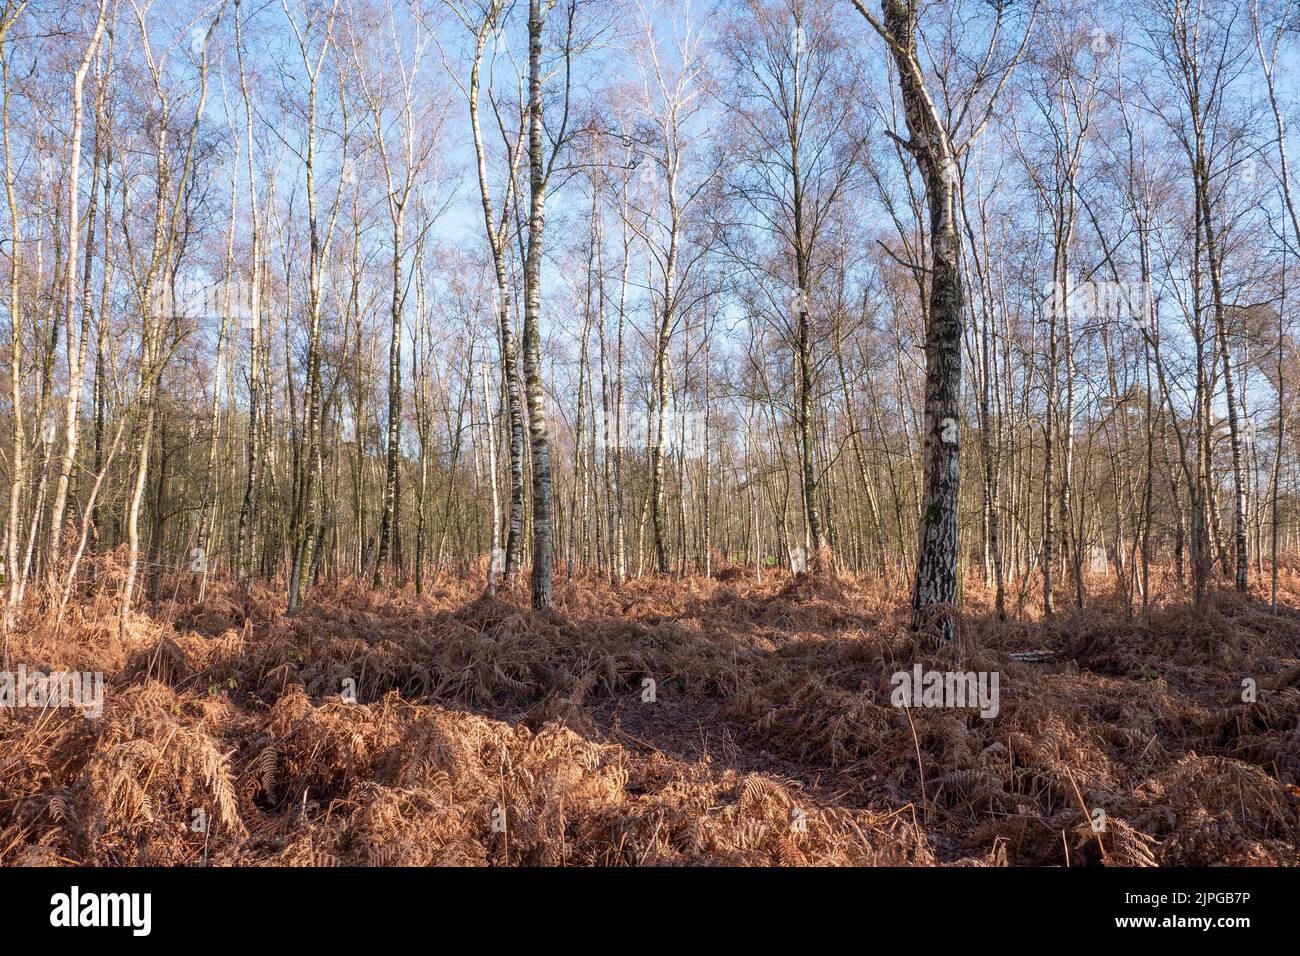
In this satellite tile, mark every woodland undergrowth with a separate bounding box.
[2,556,1297,866]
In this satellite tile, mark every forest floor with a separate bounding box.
[2,560,1298,866]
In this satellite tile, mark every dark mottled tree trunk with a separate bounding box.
[880,0,964,642]
[523,0,553,608]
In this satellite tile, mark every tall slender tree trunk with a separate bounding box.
[879,0,964,642]
[522,0,554,608]
[374,207,404,587]
[46,3,108,590]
